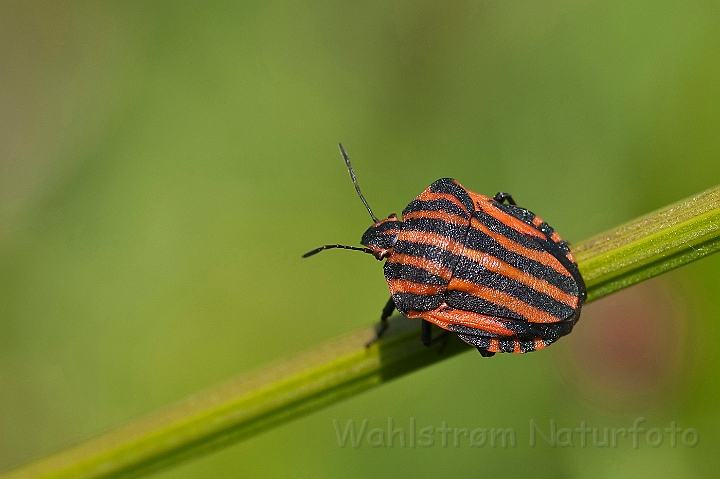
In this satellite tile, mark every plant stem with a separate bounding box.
[2,184,719,479]
[574,184,720,300]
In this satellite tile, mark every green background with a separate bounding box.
[2,1,719,477]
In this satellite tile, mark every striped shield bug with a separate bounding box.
[303,144,586,356]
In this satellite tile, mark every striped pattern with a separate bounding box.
[370,178,585,355]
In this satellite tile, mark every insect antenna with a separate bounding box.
[339,143,379,223]
[302,145,381,259]
[302,244,374,258]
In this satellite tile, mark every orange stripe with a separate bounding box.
[387,279,445,296]
[566,251,576,263]
[513,340,522,353]
[457,247,578,307]
[402,210,468,227]
[406,305,516,336]
[488,339,500,353]
[447,278,563,324]
[534,338,546,351]
[532,216,544,228]
[550,231,562,243]
[398,230,467,256]
[416,190,469,213]
[469,217,571,277]
[468,192,544,239]
[386,253,453,280]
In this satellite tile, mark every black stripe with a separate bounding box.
[402,217,469,243]
[455,333,491,350]
[452,326,550,353]
[463,224,579,295]
[535,221,555,239]
[453,326,571,353]
[527,317,578,339]
[473,210,544,251]
[445,290,525,321]
[451,256,576,320]
[531,236,587,302]
[555,240,571,254]
[403,199,469,219]
[495,203,536,227]
[384,262,448,286]
[391,292,444,315]
[498,339,515,353]
[392,240,459,270]
[448,321,532,339]
[428,178,475,213]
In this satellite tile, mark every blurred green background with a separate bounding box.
[2,1,719,477]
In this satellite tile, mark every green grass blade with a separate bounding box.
[574,184,720,301]
[2,184,719,479]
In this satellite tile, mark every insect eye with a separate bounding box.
[374,250,391,260]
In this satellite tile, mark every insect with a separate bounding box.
[303,144,586,356]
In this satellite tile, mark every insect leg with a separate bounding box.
[365,297,396,347]
[493,192,516,205]
[421,320,450,349]
[421,320,432,346]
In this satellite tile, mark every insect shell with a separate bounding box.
[304,144,586,357]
